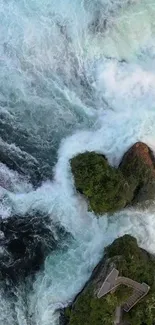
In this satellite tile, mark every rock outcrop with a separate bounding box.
[70,152,131,214]
[119,142,155,204]
[63,235,155,325]
[70,143,155,214]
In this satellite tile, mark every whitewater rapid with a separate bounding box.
[1,0,155,324]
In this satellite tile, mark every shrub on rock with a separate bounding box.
[64,235,155,325]
[70,152,130,214]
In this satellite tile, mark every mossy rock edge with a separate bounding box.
[70,151,131,214]
[62,235,155,325]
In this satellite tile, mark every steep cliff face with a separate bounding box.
[63,235,155,325]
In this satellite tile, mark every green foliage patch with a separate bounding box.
[70,152,131,214]
[65,235,155,325]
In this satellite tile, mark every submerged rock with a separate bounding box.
[63,235,155,325]
[70,152,130,214]
[0,212,70,282]
[119,142,155,204]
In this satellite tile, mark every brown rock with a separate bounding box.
[119,142,155,204]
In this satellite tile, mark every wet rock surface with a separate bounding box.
[119,142,155,204]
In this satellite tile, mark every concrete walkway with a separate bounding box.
[114,306,122,325]
[97,268,150,313]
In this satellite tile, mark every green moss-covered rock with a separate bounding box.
[106,235,155,325]
[65,284,133,325]
[70,143,155,214]
[70,152,131,214]
[106,235,155,285]
[65,287,117,325]
[64,235,155,325]
[119,142,155,204]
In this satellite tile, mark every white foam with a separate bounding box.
[1,0,155,325]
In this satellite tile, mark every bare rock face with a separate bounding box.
[119,142,155,204]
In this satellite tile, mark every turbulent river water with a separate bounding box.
[1,0,155,324]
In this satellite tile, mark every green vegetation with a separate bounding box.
[69,145,155,324]
[115,285,133,303]
[106,235,155,325]
[65,284,133,325]
[106,235,155,285]
[65,235,155,325]
[65,286,131,325]
[70,152,131,214]
[70,145,155,214]
[124,293,155,325]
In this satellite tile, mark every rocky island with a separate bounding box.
[70,142,155,214]
[63,235,155,325]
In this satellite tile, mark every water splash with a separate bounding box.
[1,0,155,325]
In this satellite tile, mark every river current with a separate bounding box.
[1,0,155,324]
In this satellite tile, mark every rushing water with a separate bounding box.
[1,0,155,324]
